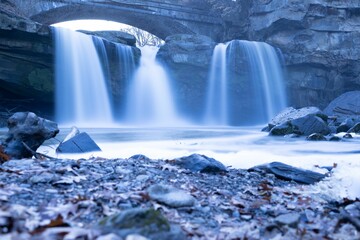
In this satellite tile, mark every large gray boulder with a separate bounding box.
[324,91,360,117]
[2,112,59,159]
[269,107,330,136]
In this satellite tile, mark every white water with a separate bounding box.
[229,40,287,119]
[205,43,230,125]
[124,46,181,126]
[54,27,113,127]
[206,40,287,126]
[39,127,360,200]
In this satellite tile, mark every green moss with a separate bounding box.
[99,208,170,234]
[27,68,53,93]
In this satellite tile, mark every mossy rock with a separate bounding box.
[99,208,185,239]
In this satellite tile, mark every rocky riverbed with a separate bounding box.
[1,155,359,239]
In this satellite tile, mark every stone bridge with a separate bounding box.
[7,0,225,40]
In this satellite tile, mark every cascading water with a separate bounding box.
[205,40,287,125]
[125,46,180,126]
[205,43,230,125]
[54,27,113,126]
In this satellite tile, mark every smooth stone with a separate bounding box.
[306,133,327,141]
[329,136,341,142]
[343,133,353,139]
[148,184,195,208]
[56,132,101,153]
[249,162,326,185]
[29,172,56,184]
[275,213,301,228]
[269,107,323,127]
[174,154,227,173]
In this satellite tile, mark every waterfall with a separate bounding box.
[205,40,287,125]
[54,27,113,126]
[124,46,180,126]
[205,43,230,125]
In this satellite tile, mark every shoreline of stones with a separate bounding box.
[0,154,359,239]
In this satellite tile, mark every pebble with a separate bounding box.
[148,184,195,208]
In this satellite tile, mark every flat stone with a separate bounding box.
[56,132,101,153]
[249,162,326,184]
[148,184,195,208]
[275,213,301,228]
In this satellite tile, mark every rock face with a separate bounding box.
[157,34,216,120]
[2,112,59,159]
[0,8,54,119]
[246,0,360,109]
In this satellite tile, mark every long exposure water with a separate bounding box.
[54,27,113,126]
[205,43,230,125]
[124,46,181,126]
[206,40,287,125]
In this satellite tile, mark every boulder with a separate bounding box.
[337,118,355,133]
[269,107,323,129]
[99,208,185,240]
[2,112,59,159]
[306,133,327,141]
[56,132,101,154]
[249,162,326,185]
[270,114,330,136]
[347,123,360,134]
[148,184,195,208]
[324,91,360,118]
[174,154,227,173]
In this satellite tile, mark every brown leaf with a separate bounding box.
[0,145,10,163]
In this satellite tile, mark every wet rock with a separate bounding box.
[343,133,353,139]
[324,91,360,118]
[249,162,326,184]
[270,115,330,137]
[275,213,301,228]
[347,123,360,134]
[306,133,327,141]
[174,154,227,173]
[268,107,330,136]
[2,112,59,159]
[337,118,354,133]
[329,136,341,142]
[99,208,185,240]
[148,184,195,208]
[269,107,323,128]
[56,132,101,153]
[269,123,294,136]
